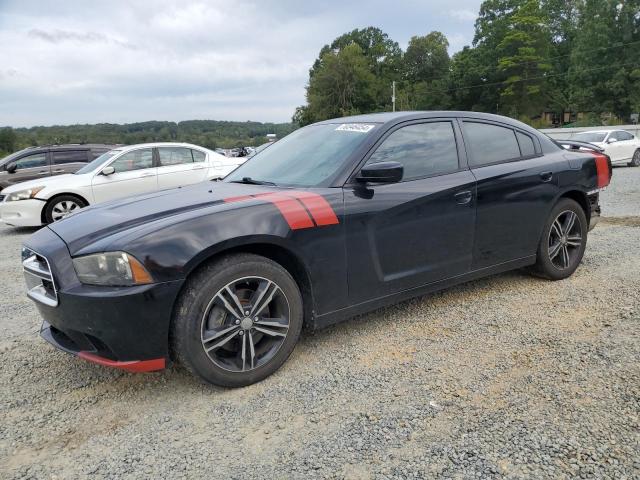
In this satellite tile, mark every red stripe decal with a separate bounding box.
[254,193,314,230]
[224,195,253,203]
[284,191,339,226]
[593,153,611,188]
[78,351,166,372]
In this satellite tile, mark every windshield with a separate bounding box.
[225,123,378,187]
[75,149,121,174]
[574,132,607,143]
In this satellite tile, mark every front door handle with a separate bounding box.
[540,171,553,182]
[52,169,65,173]
[454,190,472,205]
[139,172,155,177]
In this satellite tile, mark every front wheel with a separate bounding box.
[628,149,640,167]
[171,253,303,387]
[44,194,87,224]
[531,198,588,280]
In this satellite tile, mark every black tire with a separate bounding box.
[531,198,588,280]
[171,253,303,387]
[44,194,87,224]
[628,149,640,167]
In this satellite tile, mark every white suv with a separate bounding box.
[573,129,640,167]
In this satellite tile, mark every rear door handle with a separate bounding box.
[454,190,472,205]
[540,171,553,182]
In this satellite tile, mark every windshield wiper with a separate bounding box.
[231,177,277,186]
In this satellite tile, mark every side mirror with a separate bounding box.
[357,161,404,184]
[607,137,618,144]
[101,166,115,176]
[6,162,17,174]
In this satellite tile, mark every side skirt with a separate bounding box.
[313,255,536,330]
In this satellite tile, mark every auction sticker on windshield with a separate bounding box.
[335,124,375,133]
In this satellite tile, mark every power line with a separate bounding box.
[420,61,639,97]
[401,39,640,87]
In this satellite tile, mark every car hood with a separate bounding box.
[1,174,78,194]
[47,181,279,255]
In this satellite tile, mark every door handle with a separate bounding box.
[539,171,553,182]
[454,190,472,205]
[139,172,155,177]
[37,171,49,175]
[52,169,65,173]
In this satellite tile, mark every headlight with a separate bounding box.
[72,252,153,286]
[5,186,45,202]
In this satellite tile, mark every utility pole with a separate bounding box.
[392,81,396,112]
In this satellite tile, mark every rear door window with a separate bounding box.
[366,121,459,180]
[158,147,194,166]
[52,150,90,164]
[463,122,521,167]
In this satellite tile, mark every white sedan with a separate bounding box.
[572,129,640,167]
[0,142,245,227]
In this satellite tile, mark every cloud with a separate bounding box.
[28,28,138,49]
[0,0,481,127]
[448,9,478,22]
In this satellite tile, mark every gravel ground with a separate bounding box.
[1,168,639,480]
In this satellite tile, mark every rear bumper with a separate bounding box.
[0,198,45,226]
[588,194,601,231]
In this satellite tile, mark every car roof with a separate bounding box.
[117,142,211,151]
[314,110,541,135]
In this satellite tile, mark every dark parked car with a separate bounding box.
[22,112,612,387]
[0,144,119,191]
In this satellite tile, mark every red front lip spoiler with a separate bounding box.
[78,351,166,372]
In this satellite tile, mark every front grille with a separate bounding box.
[23,248,58,307]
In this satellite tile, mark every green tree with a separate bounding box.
[400,32,452,110]
[305,44,377,122]
[0,127,17,154]
[496,0,552,117]
[569,0,640,119]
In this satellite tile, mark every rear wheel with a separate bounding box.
[531,198,587,280]
[171,253,303,387]
[44,194,87,224]
[628,149,640,167]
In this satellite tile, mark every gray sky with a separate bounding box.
[0,0,482,127]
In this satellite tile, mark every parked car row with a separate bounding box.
[20,111,612,388]
[0,142,247,227]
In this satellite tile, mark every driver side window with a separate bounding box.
[14,153,48,170]
[366,122,459,181]
[110,149,154,173]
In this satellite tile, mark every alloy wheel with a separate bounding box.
[548,210,582,270]
[200,276,290,372]
[51,200,80,221]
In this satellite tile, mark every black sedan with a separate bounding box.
[22,112,612,387]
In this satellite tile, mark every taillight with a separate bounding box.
[593,153,611,188]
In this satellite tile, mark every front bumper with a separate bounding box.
[0,198,45,227]
[24,226,184,370]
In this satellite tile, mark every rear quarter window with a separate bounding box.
[516,131,536,157]
[463,122,521,167]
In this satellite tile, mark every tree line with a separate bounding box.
[294,0,640,127]
[0,120,295,158]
